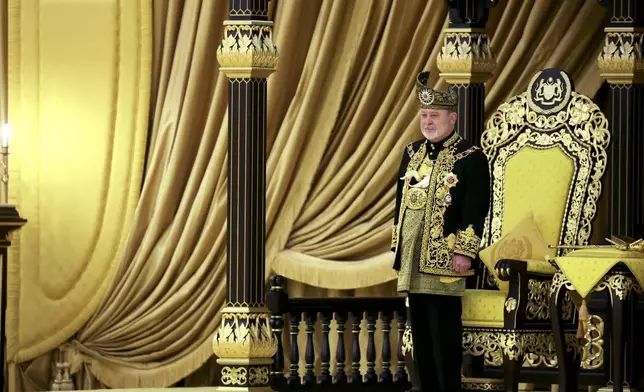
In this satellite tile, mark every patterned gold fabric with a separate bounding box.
[479,212,555,290]
[461,289,505,328]
[397,210,466,296]
[526,260,557,275]
[555,248,644,298]
[502,146,575,247]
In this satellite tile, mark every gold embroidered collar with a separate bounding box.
[425,131,460,152]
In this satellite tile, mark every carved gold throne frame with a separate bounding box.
[404,68,610,392]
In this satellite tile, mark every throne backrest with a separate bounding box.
[480,69,610,255]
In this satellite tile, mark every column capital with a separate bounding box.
[217,21,278,79]
[597,0,644,84]
[597,29,644,84]
[437,30,496,84]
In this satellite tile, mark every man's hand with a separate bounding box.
[452,254,472,273]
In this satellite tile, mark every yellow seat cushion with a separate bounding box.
[461,289,506,328]
[479,212,555,291]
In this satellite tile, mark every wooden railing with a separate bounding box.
[266,276,412,392]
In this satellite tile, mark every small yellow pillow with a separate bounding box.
[478,212,555,291]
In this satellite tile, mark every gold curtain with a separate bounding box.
[9,0,609,389]
[5,0,152,390]
[1,0,6,124]
[70,0,231,387]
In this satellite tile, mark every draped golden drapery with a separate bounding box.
[4,0,609,389]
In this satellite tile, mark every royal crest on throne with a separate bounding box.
[527,68,573,115]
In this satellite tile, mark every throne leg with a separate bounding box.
[501,333,523,392]
[550,279,579,392]
[608,285,628,392]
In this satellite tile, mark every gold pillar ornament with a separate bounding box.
[597,30,644,84]
[437,0,497,151]
[597,0,644,239]
[436,29,496,84]
[212,1,278,390]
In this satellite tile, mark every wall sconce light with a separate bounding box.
[1,123,10,204]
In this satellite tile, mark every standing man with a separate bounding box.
[391,72,491,392]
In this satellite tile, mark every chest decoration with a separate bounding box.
[396,140,477,276]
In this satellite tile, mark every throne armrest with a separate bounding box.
[492,258,560,329]
[494,258,527,281]
[494,258,557,281]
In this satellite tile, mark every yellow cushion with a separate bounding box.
[461,289,506,328]
[502,146,574,247]
[479,212,555,291]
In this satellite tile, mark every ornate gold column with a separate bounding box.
[212,1,278,391]
[437,0,497,146]
[597,0,644,240]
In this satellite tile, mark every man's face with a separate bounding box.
[419,108,457,142]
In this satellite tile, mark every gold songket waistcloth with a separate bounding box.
[396,209,465,296]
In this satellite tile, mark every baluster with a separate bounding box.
[269,314,285,385]
[365,311,378,384]
[349,311,363,384]
[394,310,408,384]
[319,312,332,385]
[334,312,347,384]
[302,312,317,386]
[266,276,287,386]
[380,311,393,384]
[288,312,301,386]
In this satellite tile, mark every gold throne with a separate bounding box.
[404,68,610,392]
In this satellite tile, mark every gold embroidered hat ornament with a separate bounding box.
[416,71,458,111]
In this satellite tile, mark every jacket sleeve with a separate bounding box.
[454,149,491,259]
[391,146,410,253]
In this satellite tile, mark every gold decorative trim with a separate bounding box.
[420,142,465,275]
[391,224,398,249]
[437,31,496,84]
[597,32,644,84]
[229,5,269,17]
[212,311,277,359]
[444,131,460,147]
[582,315,605,370]
[248,367,270,386]
[504,297,517,313]
[527,279,574,321]
[523,352,557,368]
[455,225,481,259]
[217,24,278,77]
[554,270,644,302]
[402,325,413,358]
[215,358,273,366]
[595,274,644,300]
[462,379,505,391]
[221,306,270,314]
[222,366,248,386]
[462,329,581,363]
[481,89,610,252]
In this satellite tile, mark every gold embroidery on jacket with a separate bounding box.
[393,139,481,276]
[455,225,481,259]
[419,144,472,276]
